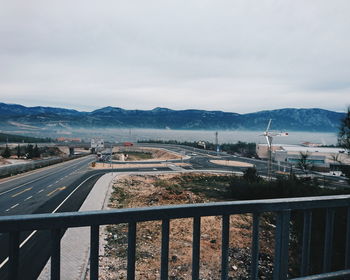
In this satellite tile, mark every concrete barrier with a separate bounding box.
[0,155,85,178]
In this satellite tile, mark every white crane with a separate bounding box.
[262,119,288,179]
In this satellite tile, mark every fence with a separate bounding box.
[1,195,350,280]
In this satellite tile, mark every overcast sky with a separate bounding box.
[0,0,349,113]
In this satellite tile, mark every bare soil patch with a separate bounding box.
[92,162,190,170]
[0,158,10,166]
[113,147,182,161]
[210,160,254,167]
[98,174,275,279]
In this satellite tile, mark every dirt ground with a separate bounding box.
[97,174,275,280]
[210,160,254,168]
[113,147,183,161]
[0,158,10,165]
[92,162,190,169]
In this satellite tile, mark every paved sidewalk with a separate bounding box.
[38,172,117,280]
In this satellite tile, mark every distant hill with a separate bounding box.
[0,132,51,143]
[0,102,345,132]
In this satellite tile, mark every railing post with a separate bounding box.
[161,219,170,280]
[221,214,230,280]
[9,231,20,280]
[273,210,291,280]
[323,208,335,273]
[346,208,350,269]
[127,222,137,280]
[301,210,312,276]
[251,213,260,280]
[51,228,61,280]
[192,216,201,280]
[90,225,100,280]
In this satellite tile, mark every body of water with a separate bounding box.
[78,128,338,146]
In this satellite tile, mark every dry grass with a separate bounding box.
[98,174,275,280]
[210,160,254,167]
[113,147,183,161]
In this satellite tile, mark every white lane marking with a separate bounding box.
[24,196,33,201]
[10,203,19,209]
[0,173,101,270]
[51,174,100,213]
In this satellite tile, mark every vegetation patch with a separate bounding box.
[125,151,153,160]
[138,139,257,157]
[100,169,350,279]
[100,173,275,279]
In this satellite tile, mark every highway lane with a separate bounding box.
[0,155,95,216]
[0,155,98,279]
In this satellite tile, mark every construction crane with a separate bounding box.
[262,119,288,179]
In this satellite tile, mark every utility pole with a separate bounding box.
[215,131,219,156]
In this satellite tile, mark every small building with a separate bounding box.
[257,144,349,169]
[91,139,104,150]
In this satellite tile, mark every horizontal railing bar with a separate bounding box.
[1,195,350,232]
[291,269,350,279]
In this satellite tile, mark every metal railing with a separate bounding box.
[1,195,350,280]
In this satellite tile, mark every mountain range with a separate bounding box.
[0,102,345,132]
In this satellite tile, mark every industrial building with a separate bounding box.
[256,143,349,170]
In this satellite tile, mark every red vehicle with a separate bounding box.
[123,142,133,146]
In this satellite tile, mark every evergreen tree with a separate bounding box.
[338,107,350,183]
[243,167,261,183]
[25,144,34,159]
[33,144,41,158]
[297,152,311,173]
[16,144,21,159]
[2,145,11,158]
[338,106,350,153]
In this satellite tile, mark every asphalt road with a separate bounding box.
[0,155,96,216]
[137,143,350,189]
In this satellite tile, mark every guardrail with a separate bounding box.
[0,154,87,178]
[1,195,350,280]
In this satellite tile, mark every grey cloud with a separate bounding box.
[0,0,349,113]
